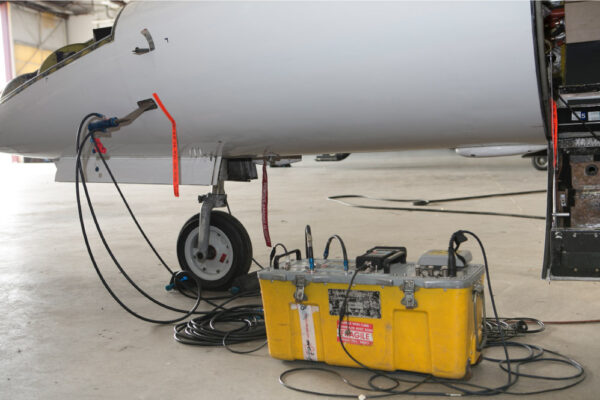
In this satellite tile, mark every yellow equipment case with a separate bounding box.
[258,255,485,379]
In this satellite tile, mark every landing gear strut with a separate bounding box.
[177,179,252,291]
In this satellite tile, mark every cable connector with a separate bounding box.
[166,272,190,291]
[323,234,349,272]
[91,137,107,154]
[447,245,457,277]
[448,230,468,277]
[305,225,315,271]
[88,117,119,132]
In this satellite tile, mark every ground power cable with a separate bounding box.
[329,195,545,221]
[75,114,261,326]
[76,117,203,323]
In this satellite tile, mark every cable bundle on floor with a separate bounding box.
[279,230,586,397]
[174,304,267,354]
[485,317,545,343]
[280,342,585,397]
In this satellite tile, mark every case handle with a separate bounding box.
[274,249,301,269]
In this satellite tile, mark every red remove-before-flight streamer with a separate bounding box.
[152,92,179,197]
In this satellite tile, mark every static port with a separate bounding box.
[584,164,598,176]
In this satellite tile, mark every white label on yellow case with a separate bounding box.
[291,304,319,361]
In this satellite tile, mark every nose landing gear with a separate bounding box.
[177,210,252,290]
[176,163,254,291]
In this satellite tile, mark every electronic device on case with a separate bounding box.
[355,246,407,273]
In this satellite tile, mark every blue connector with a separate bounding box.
[305,225,314,271]
[88,117,119,132]
[165,275,188,291]
[343,259,349,272]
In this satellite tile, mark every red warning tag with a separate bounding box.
[261,161,272,247]
[337,321,374,346]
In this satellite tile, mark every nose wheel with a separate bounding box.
[532,155,548,171]
[177,211,252,291]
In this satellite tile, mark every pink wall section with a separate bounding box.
[1,2,13,82]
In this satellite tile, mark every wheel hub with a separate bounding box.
[195,246,217,260]
[184,226,234,281]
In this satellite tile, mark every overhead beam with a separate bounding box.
[9,1,69,18]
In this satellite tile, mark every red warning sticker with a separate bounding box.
[336,321,374,346]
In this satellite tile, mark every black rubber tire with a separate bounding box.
[177,211,252,291]
[532,155,548,171]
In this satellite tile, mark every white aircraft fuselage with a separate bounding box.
[0,1,546,165]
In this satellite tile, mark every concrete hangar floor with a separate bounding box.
[0,150,598,399]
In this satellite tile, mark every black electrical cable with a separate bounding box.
[76,112,266,324]
[269,243,289,268]
[544,318,600,325]
[76,115,175,276]
[78,132,263,328]
[323,235,349,269]
[449,230,513,395]
[328,196,545,220]
[279,367,430,399]
[280,367,367,398]
[330,190,546,207]
[333,269,435,397]
[281,347,585,398]
[252,258,266,270]
[76,125,204,323]
[485,317,545,343]
[174,303,267,354]
[77,131,196,315]
[279,231,585,397]
[76,116,202,321]
[482,342,543,364]
[438,344,585,396]
[168,270,260,302]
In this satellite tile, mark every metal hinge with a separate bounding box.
[294,276,308,302]
[133,28,155,55]
[401,280,418,309]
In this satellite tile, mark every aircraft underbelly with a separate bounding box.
[0,1,545,159]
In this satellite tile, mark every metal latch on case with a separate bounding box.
[401,280,418,309]
[294,275,308,302]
